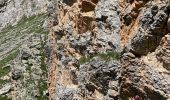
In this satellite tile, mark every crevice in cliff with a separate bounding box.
[81,0,96,12]
[63,0,77,6]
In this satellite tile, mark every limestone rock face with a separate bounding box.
[1,0,170,100]
[156,33,170,70]
[46,0,170,99]
[127,4,168,55]
[0,0,47,30]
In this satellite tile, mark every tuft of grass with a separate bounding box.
[79,52,120,64]
[37,79,48,100]
[0,66,10,78]
[97,52,120,60]
[40,39,48,77]
[37,35,48,100]
[0,50,19,67]
[0,95,11,100]
[0,50,19,77]
[0,79,9,87]
[79,55,92,64]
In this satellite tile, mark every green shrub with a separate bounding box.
[79,51,120,64]
[0,50,19,67]
[0,95,11,100]
[37,79,48,100]
[79,55,92,64]
[0,50,19,77]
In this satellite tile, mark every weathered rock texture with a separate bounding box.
[0,0,170,100]
[46,0,170,100]
[0,0,47,30]
[0,0,48,99]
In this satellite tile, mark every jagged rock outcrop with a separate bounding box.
[0,0,170,99]
[119,0,170,99]
[46,0,170,99]
[156,33,170,70]
[46,0,122,99]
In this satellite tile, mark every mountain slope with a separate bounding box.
[0,0,170,100]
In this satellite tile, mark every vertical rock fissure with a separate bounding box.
[47,0,59,99]
[48,22,58,100]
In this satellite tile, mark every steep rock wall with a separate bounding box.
[47,0,170,99]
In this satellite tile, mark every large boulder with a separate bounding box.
[128,5,168,55]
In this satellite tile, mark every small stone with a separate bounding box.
[107,89,119,98]
[21,46,32,60]
[0,84,11,95]
[12,69,22,80]
[43,90,49,96]
[109,81,118,90]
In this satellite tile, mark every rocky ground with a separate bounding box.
[0,0,48,99]
[0,0,170,100]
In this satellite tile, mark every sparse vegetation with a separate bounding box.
[0,79,9,87]
[0,95,11,100]
[0,13,47,77]
[0,50,18,67]
[0,13,47,40]
[0,50,19,77]
[0,13,48,99]
[40,36,48,77]
[97,52,120,60]
[79,52,120,64]
[37,35,48,100]
[37,79,48,100]
[79,55,92,64]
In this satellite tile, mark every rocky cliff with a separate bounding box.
[0,0,170,100]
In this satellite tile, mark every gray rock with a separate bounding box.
[156,33,170,70]
[95,0,121,52]
[107,89,119,98]
[42,19,48,31]
[12,69,22,80]
[20,46,32,60]
[0,84,11,95]
[0,0,6,7]
[129,5,168,55]
[57,87,77,100]
[130,28,161,55]
[78,58,120,94]
[70,32,92,54]
[109,81,118,90]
